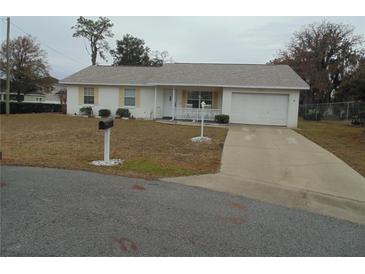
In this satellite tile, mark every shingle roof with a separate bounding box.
[60,63,309,90]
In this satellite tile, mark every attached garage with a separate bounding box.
[222,87,301,128]
[230,93,289,126]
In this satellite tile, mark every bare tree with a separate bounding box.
[150,50,174,64]
[270,20,364,103]
[72,17,114,65]
[0,35,49,100]
[57,87,67,114]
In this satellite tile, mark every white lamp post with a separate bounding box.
[191,101,211,143]
[200,101,206,137]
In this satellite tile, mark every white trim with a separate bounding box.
[171,87,175,120]
[59,81,309,90]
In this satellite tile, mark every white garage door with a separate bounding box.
[230,93,289,126]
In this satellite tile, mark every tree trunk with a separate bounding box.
[91,42,97,65]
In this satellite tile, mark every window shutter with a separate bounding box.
[135,87,141,107]
[94,87,99,105]
[78,87,84,105]
[213,90,219,109]
[119,87,125,107]
[182,89,187,107]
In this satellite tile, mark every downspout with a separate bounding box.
[154,86,157,120]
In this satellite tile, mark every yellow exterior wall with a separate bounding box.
[78,87,84,105]
[119,87,125,107]
[213,90,219,108]
[181,89,187,107]
[94,87,99,106]
[135,87,141,107]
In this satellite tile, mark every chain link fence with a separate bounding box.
[299,101,365,121]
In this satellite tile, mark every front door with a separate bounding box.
[163,89,175,117]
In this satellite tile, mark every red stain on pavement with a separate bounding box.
[0,182,7,187]
[230,202,246,210]
[131,184,146,191]
[222,217,245,225]
[112,237,138,252]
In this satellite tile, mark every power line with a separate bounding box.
[0,17,84,66]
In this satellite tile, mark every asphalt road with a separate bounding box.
[1,166,365,256]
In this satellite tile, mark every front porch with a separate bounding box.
[156,87,223,121]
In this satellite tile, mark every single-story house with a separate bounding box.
[60,63,309,127]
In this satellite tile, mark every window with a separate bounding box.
[187,91,212,108]
[84,88,94,104]
[124,88,135,107]
[36,97,43,102]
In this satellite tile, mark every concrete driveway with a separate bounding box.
[165,125,365,224]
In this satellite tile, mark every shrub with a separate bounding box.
[116,108,131,118]
[80,106,93,116]
[98,109,111,118]
[0,102,62,114]
[215,114,230,124]
[304,109,321,121]
[351,111,365,126]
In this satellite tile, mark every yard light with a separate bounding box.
[201,101,206,137]
[191,101,211,143]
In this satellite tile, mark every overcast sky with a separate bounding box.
[1,16,364,79]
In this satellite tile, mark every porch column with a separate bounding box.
[154,87,157,119]
[171,87,175,120]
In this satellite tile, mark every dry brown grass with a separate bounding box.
[296,119,365,176]
[0,114,227,179]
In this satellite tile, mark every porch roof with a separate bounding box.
[60,63,309,90]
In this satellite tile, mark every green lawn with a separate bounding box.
[296,119,365,176]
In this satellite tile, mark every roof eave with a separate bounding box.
[59,81,309,90]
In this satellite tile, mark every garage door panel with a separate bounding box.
[231,93,288,126]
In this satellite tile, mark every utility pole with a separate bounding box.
[5,17,10,115]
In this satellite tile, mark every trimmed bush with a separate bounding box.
[0,101,62,114]
[80,106,93,117]
[98,109,111,118]
[116,108,131,118]
[304,109,321,121]
[215,114,230,124]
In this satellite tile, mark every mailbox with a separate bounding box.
[99,118,114,130]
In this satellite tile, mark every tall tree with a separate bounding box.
[111,34,170,66]
[0,35,50,99]
[111,34,151,66]
[72,16,114,65]
[335,58,365,102]
[270,21,364,103]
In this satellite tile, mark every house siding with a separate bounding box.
[67,85,163,119]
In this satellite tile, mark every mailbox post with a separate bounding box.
[103,127,111,162]
[98,118,114,163]
[91,117,121,166]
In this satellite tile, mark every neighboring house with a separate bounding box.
[23,92,46,103]
[60,63,309,127]
[44,84,64,104]
[0,77,62,104]
[0,92,24,102]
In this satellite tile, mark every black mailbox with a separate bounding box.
[99,118,114,130]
